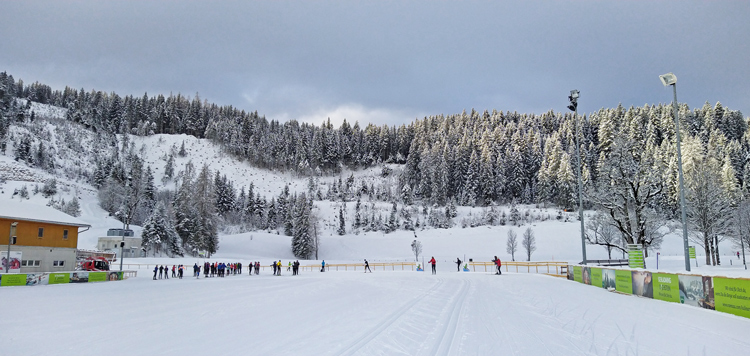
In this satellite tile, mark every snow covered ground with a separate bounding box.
[2,114,750,355]
[4,269,750,356]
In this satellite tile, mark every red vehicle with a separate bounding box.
[81,257,110,271]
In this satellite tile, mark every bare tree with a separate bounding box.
[411,239,422,262]
[685,156,733,266]
[522,227,536,261]
[506,230,518,261]
[311,208,321,260]
[585,213,624,259]
[731,201,750,266]
[587,136,665,256]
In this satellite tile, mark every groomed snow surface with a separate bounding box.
[4,265,750,355]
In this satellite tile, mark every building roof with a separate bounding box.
[0,200,91,227]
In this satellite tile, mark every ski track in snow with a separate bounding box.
[5,266,750,356]
[429,278,470,356]
[334,278,445,356]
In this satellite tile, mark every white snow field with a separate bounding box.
[4,269,750,356]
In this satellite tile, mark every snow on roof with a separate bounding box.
[0,200,90,227]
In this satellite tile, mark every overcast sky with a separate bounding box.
[2,1,749,127]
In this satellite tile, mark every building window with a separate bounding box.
[22,260,41,267]
[38,227,44,238]
[10,236,16,245]
[53,260,65,267]
[63,230,69,240]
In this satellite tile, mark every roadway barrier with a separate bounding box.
[567,264,750,320]
[469,261,568,275]
[0,270,136,287]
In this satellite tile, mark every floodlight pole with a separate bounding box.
[6,222,18,273]
[120,217,126,271]
[665,78,691,272]
[569,90,587,265]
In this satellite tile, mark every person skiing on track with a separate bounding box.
[429,256,436,275]
[492,256,502,275]
[321,260,326,272]
[455,257,462,272]
[364,259,372,273]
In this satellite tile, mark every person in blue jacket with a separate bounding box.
[321,260,326,272]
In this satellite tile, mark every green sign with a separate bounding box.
[88,272,107,282]
[590,268,603,288]
[615,270,633,294]
[689,246,696,259]
[628,250,645,268]
[713,277,750,319]
[48,273,70,285]
[573,266,583,283]
[653,273,680,303]
[0,274,26,287]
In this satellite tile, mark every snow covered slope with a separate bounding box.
[4,271,749,356]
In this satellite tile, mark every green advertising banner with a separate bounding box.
[590,268,603,288]
[48,273,70,285]
[713,277,750,319]
[0,274,26,287]
[88,272,107,282]
[689,246,696,259]
[573,266,583,283]
[615,270,633,294]
[653,273,680,303]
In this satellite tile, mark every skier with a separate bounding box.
[288,261,292,272]
[164,265,168,279]
[429,257,436,275]
[277,260,282,276]
[321,260,326,272]
[738,251,741,260]
[172,265,176,278]
[364,259,372,273]
[272,261,277,275]
[153,265,158,280]
[158,265,164,279]
[492,256,502,275]
[255,261,260,275]
[455,258,462,272]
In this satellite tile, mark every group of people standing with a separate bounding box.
[426,256,502,275]
[153,265,185,280]
[153,256,503,280]
[198,262,244,277]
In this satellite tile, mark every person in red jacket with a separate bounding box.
[492,256,502,275]
[429,256,436,275]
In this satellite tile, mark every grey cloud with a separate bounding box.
[1,1,749,126]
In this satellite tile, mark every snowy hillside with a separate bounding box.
[0,100,747,273]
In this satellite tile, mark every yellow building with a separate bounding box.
[0,200,90,273]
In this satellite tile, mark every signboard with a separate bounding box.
[0,273,26,286]
[689,246,696,259]
[653,273,680,303]
[48,273,70,285]
[713,277,750,319]
[615,270,633,294]
[628,244,645,269]
[0,251,22,273]
[88,272,107,282]
[590,268,603,288]
[573,266,583,283]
